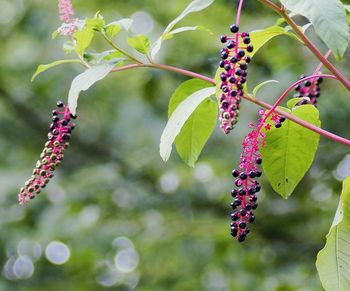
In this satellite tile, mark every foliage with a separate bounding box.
[2,0,350,290]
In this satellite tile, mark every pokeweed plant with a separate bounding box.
[20,0,350,289]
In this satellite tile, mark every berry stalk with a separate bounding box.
[258,0,350,91]
[18,101,77,205]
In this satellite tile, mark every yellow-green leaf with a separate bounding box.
[127,35,151,55]
[316,176,350,291]
[31,59,82,82]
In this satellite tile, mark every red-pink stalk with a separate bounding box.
[259,73,337,130]
[109,63,350,147]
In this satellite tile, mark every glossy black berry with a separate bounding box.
[231,189,238,197]
[227,41,235,49]
[243,37,250,44]
[230,90,237,97]
[238,234,246,242]
[238,222,246,229]
[248,216,255,223]
[233,199,242,206]
[246,45,254,52]
[220,35,227,43]
[237,50,245,58]
[221,52,228,59]
[245,204,252,211]
[238,189,246,196]
[231,229,238,237]
[240,63,248,70]
[256,157,262,164]
[230,24,239,33]
[239,172,247,180]
[56,101,64,108]
[231,212,239,221]
[249,171,256,178]
[232,169,240,177]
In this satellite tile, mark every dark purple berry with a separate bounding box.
[238,234,246,242]
[220,35,227,43]
[243,37,250,44]
[237,50,245,58]
[232,169,240,177]
[238,222,246,229]
[249,171,256,178]
[246,45,254,53]
[56,101,64,108]
[239,172,247,180]
[230,24,239,33]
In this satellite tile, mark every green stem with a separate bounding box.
[101,32,143,64]
[258,0,350,91]
[111,63,350,147]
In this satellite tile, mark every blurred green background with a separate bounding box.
[0,0,350,290]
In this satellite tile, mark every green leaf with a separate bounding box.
[105,24,122,38]
[249,25,302,58]
[168,79,217,167]
[280,0,349,59]
[260,105,321,198]
[104,18,133,38]
[316,176,350,291]
[84,50,125,65]
[31,59,82,82]
[252,80,279,97]
[68,64,114,115]
[160,85,216,162]
[73,14,106,55]
[151,0,215,59]
[74,27,94,55]
[286,97,310,109]
[52,30,58,39]
[127,35,151,55]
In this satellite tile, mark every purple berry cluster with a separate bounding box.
[218,24,253,134]
[230,128,262,242]
[229,110,285,242]
[18,101,76,205]
[294,74,323,106]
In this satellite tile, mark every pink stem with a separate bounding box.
[313,50,332,76]
[110,63,350,147]
[258,0,350,91]
[236,0,245,27]
[235,0,244,56]
[259,74,337,130]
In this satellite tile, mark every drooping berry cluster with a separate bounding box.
[218,24,254,134]
[229,110,283,242]
[294,74,323,106]
[18,101,77,205]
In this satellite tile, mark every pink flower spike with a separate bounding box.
[58,0,74,23]
[57,0,77,36]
